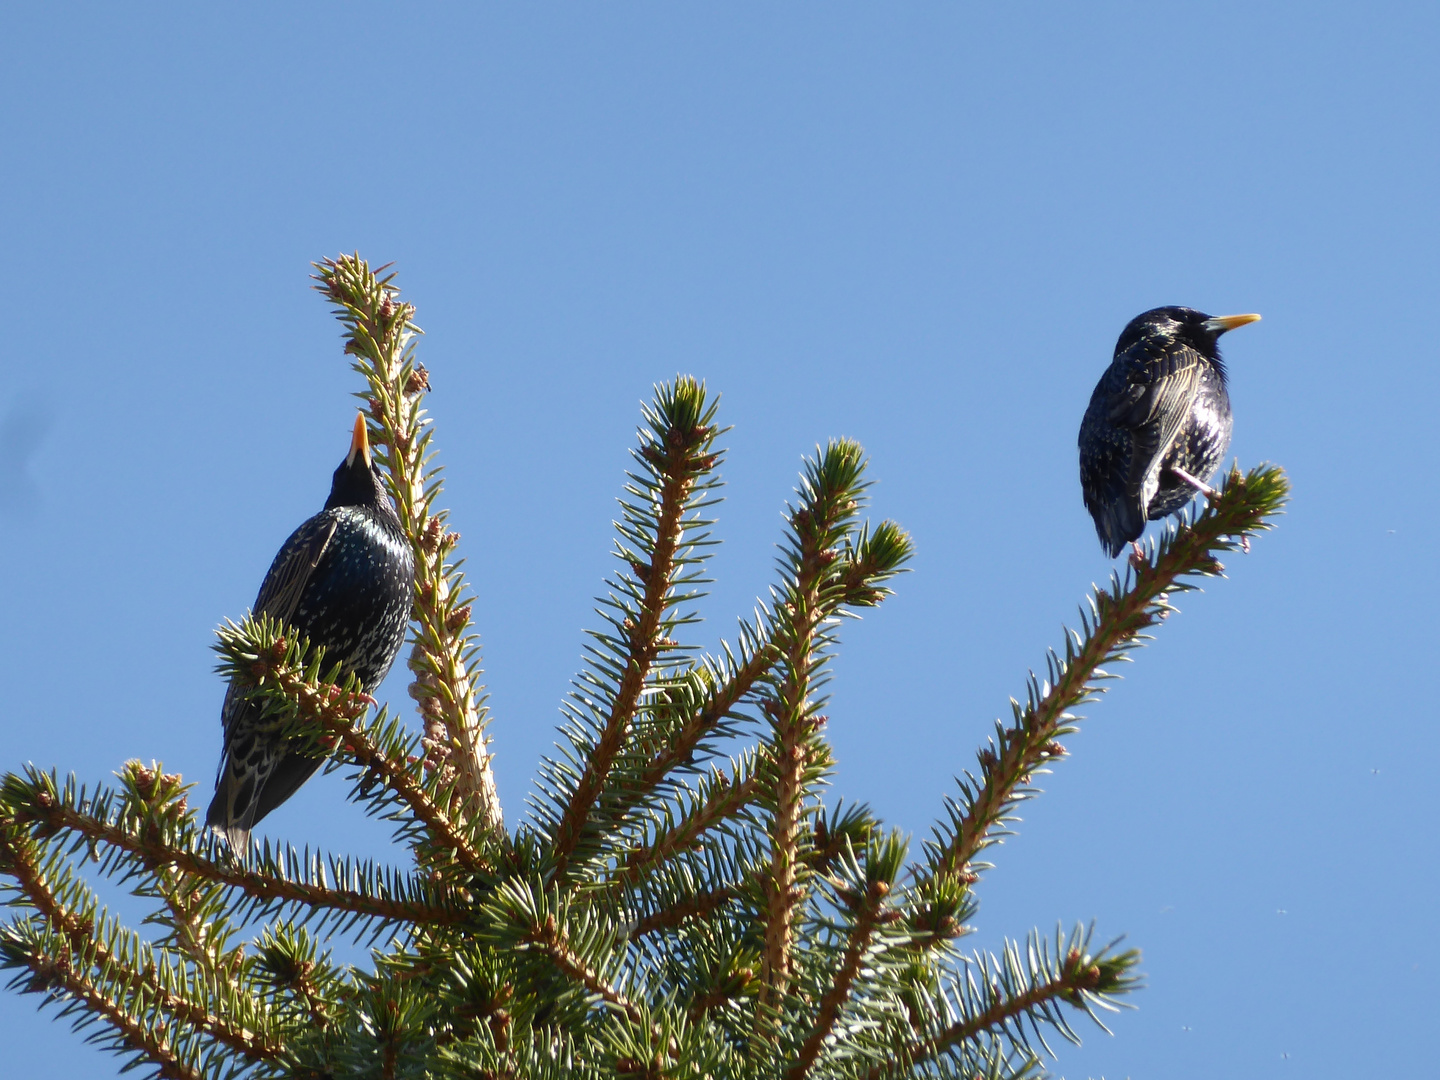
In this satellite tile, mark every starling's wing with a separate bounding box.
[1107,343,1206,513]
[252,512,339,625]
[1079,392,1144,557]
[206,512,338,848]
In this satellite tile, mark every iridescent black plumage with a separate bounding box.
[207,415,415,847]
[1079,306,1260,557]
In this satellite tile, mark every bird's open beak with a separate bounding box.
[1203,313,1262,334]
[346,411,372,469]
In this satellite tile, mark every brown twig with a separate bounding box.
[611,769,761,891]
[859,957,1109,1080]
[550,433,701,881]
[7,944,205,1080]
[527,915,643,1025]
[787,882,890,1080]
[632,642,780,796]
[19,797,461,927]
[629,885,739,939]
[266,657,490,872]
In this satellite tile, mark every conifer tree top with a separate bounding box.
[0,258,1287,1079]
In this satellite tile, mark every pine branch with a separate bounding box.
[787,832,907,1080]
[629,885,739,940]
[0,816,284,1065]
[527,916,643,1026]
[1,935,205,1080]
[0,767,463,931]
[215,614,494,873]
[549,378,723,882]
[477,879,642,1028]
[924,464,1289,887]
[251,924,346,1056]
[630,801,879,941]
[314,253,502,835]
[866,927,1140,1079]
[148,862,232,978]
[110,762,248,973]
[757,439,887,1022]
[630,629,780,804]
[612,759,761,891]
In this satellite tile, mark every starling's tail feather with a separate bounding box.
[206,749,325,850]
[205,771,264,852]
[205,775,255,851]
[1097,496,1146,558]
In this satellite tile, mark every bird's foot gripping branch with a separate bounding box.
[0,257,1288,1078]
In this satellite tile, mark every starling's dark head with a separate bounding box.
[325,412,391,511]
[1114,306,1261,361]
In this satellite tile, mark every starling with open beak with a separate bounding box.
[1079,306,1261,558]
[207,412,415,848]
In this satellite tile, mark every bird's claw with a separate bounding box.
[323,686,376,709]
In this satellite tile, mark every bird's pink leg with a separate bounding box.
[1128,541,1146,570]
[1170,466,1219,499]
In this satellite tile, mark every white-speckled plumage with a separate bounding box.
[208,429,415,847]
[1079,307,1247,557]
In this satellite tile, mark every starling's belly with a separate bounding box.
[1149,395,1233,520]
[292,515,413,691]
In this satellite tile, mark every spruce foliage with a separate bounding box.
[0,256,1289,1078]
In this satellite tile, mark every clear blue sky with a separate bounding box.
[2,4,1436,1076]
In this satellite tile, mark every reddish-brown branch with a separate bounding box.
[929,468,1285,885]
[860,967,1093,1080]
[612,772,761,889]
[2,828,283,1062]
[632,642,780,795]
[551,457,695,881]
[267,661,491,872]
[787,883,889,1080]
[334,713,490,872]
[227,627,492,873]
[629,885,739,939]
[23,800,461,927]
[10,945,205,1080]
[527,916,642,1025]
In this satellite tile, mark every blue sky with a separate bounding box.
[2,4,1436,1075]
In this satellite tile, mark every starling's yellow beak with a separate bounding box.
[1203,313,1262,334]
[346,411,372,469]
